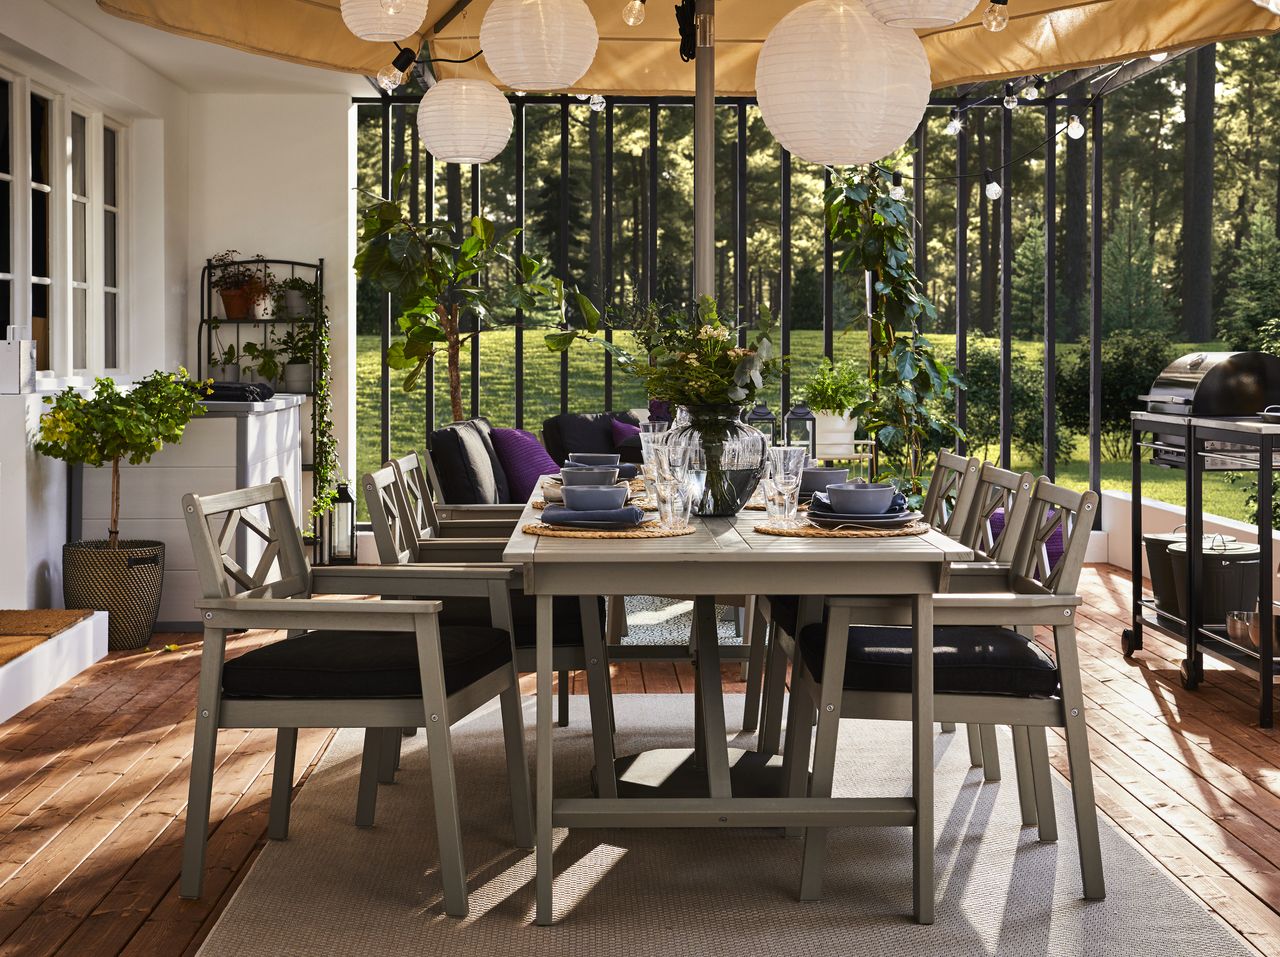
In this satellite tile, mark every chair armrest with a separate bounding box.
[825,591,1081,626]
[438,519,519,537]
[414,538,509,562]
[312,563,513,599]
[436,504,526,521]
[949,561,1009,576]
[195,596,441,632]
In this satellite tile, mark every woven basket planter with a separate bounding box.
[63,540,165,651]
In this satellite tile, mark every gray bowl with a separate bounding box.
[568,452,621,466]
[560,484,629,510]
[826,481,896,515]
[800,466,850,496]
[560,466,620,487]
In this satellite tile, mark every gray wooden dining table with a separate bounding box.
[501,500,972,926]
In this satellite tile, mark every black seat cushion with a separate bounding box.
[797,623,1060,698]
[221,625,511,699]
[428,418,512,505]
[437,592,607,648]
[768,595,800,636]
[542,412,643,465]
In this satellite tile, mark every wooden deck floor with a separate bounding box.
[0,564,1277,955]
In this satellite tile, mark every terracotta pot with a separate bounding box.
[219,286,257,321]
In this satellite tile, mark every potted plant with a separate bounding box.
[275,325,315,393]
[36,370,212,650]
[209,250,271,322]
[209,342,241,383]
[275,276,318,320]
[800,358,870,459]
[241,340,282,387]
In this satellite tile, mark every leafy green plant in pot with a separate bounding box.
[241,340,282,387]
[209,342,240,383]
[274,275,318,321]
[275,326,315,393]
[36,370,212,649]
[209,250,271,322]
[800,358,870,459]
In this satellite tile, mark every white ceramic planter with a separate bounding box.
[283,362,313,393]
[211,363,240,383]
[814,411,857,459]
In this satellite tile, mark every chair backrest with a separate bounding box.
[427,418,510,504]
[363,465,418,566]
[183,477,311,601]
[390,450,441,538]
[961,463,1036,563]
[1010,478,1099,596]
[921,450,980,539]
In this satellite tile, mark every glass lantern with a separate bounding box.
[783,401,817,459]
[326,482,357,565]
[745,401,777,446]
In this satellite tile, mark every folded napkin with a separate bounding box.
[540,504,645,528]
[616,463,641,480]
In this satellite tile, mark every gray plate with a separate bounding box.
[806,510,923,530]
[540,520,646,531]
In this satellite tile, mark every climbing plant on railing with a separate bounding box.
[825,165,965,497]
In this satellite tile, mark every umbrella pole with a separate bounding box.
[694,0,715,300]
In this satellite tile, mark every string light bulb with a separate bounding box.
[984,169,1003,201]
[1149,51,1169,63]
[945,109,963,136]
[1003,83,1018,110]
[376,47,418,94]
[982,0,1009,32]
[381,0,404,12]
[1023,79,1043,101]
[890,171,906,202]
[1066,114,1085,139]
[623,0,647,26]
[589,93,606,111]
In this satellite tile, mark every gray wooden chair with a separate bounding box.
[365,464,603,730]
[782,477,1104,903]
[180,477,532,917]
[754,451,987,756]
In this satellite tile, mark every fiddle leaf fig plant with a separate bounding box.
[36,370,212,548]
[826,165,964,497]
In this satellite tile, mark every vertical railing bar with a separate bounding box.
[379,99,392,467]
[514,99,526,429]
[736,103,748,346]
[822,166,834,361]
[424,148,435,434]
[1089,99,1104,516]
[648,104,659,304]
[604,100,615,410]
[560,98,570,415]
[955,115,969,454]
[999,102,1013,469]
[470,163,481,419]
[780,147,792,413]
[1044,97,1058,480]
[913,121,927,285]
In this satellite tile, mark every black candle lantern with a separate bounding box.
[326,481,357,565]
[783,401,817,458]
[745,401,777,446]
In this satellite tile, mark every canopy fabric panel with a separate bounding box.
[98,0,1280,93]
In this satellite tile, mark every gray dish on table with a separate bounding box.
[560,466,620,486]
[806,510,923,530]
[560,484,629,510]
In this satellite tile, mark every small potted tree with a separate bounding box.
[800,358,870,459]
[275,325,315,393]
[210,250,270,322]
[36,370,211,650]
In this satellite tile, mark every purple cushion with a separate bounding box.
[988,507,1065,579]
[611,417,641,448]
[490,428,559,502]
[648,399,673,422]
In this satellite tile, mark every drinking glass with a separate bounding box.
[656,477,695,530]
[760,473,788,527]
[768,446,808,527]
[640,425,671,503]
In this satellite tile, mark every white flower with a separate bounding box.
[698,324,731,341]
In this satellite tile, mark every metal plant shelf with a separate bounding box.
[1127,410,1280,726]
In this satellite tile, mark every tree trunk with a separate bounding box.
[445,163,463,240]
[444,305,464,423]
[1182,45,1216,340]
[1062,96,1089,341]
[109,457,121,548]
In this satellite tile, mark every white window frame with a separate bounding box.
[0,55,128,379]
[0,69,13,332]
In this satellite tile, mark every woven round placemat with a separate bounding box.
[522,522,697,539]
[753,520,931,538]
[533,499,656,511]
[742,501,809,512]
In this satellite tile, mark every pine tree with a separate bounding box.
[1102,189,1173,334]
[1009,218,1046,339]
[1222,208,1280,348]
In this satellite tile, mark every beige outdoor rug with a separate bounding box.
[199,696,1252,957]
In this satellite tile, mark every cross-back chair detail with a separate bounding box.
[1011,479,1095,595]
[392,451,441,538]
[365,464,419,565]
[962,464,1036,562]
[921,451,980,538]
[187,480,311,601]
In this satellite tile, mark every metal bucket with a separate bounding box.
[1168,538,1259,630]
[1144,527,1236,626]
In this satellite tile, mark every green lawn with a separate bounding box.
[354,331,1255,524]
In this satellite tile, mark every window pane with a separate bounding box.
[72,286,86,369]
[103,127,117,207]
[71,112,86,196]
[31,189,48,278]
[0,280,9,339]
[72,200,86,282]
[30,94,48,185]
[0,179,9,274]
[0,79,10,177]
[104,290,117,368]
[104,209,117,287]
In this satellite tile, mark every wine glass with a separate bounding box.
[768,446,809,527]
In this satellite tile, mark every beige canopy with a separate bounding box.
[99,0,1280,93]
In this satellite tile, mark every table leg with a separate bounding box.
[692,596,733,798]
[535,595,555,926]
[580,595,618,798]
[912,591,935,925]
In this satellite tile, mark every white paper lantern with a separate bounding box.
[340,0,429,43]
[480,0,599,91]
[863,0,980,29]
[417,79,513,164]
[755,0,932,166]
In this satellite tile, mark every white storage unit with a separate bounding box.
[77,395,303,629]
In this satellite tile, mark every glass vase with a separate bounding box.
[666,404,768,516]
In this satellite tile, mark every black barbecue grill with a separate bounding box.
[1139,351,1280,468]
